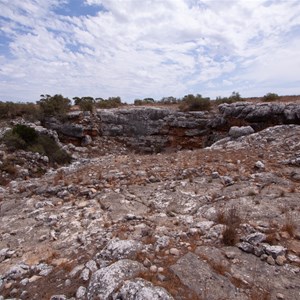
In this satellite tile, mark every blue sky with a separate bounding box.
[0,0,300,103]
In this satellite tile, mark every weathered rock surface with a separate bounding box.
[228,125,254,138]
[171,252,246,299]
[0,111,300,300]
[219,102,300,124]
[115,278,174,300]
[87,260,145,299]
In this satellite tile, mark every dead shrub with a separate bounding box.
[265,232,278,245]
[218,206,241,246]
[282,212,296,237]
[250,287,271,300]
[223,226,238,246]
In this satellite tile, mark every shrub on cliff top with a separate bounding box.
[263,93,279,102]
[179,94,211,112]
[38,94,71,120]
[215,91,243,105]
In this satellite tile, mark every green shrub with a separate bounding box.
[73,97,95,112]
[263,93,279,102]
[51,148,72,165]
[179,94,211,111]
[95,97,122,109]
[215,97,236,105]
[228,91,242,102]
[79,99,95,112]
[35,135,71,164]
[38,94,71,119]
[2,125,71,165]
[159,96,178,104]
[0,102,40,120]
[134,98,156,106]
[2,130,27,150]
[12,124,38,145]
[215,92,243,105]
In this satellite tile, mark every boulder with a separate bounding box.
[87,259,146,299]
[99,238,143,260]
[115,278,174,300]
[229,126,254,138]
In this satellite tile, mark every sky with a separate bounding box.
[0,0,300,103]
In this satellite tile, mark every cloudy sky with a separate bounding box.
[0,0,300,103]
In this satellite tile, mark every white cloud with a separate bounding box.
[0,0,300,102]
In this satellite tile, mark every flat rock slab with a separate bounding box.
[98,192,148,222]
[170,252,246,300]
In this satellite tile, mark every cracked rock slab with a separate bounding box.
[170,252,246,300]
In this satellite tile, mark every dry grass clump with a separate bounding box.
[250,289,271,300]
[282,212,296,237]
[217,206,242,246]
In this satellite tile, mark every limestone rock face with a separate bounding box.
[44,117,84,138]
[96,107,217,151]
[218,102,300,124]
[40,102,300,153]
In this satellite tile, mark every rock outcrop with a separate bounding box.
[1,104,300,300]
[219,102,300,125]
[42,102,300,153]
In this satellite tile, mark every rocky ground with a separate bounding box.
[0,118,300,299]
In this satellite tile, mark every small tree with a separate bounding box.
[96,96,122,109]
[73,96,95,112]
[38,94,71,119]
[160,96,178,104]
[228,91,241,102]
[134,99,143,106]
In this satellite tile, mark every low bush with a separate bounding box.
[215,91,243,105]
[2,125,71,165]
[0,102,40,121]
[134,98,155,106]
[73,97,95,112]
[2,130,27,150]
[12,124,38,145]
[38,94,71,120]
[32,135,72,165]
[263,93,279,102]
[179,94,211,112]
[95,97,122,109]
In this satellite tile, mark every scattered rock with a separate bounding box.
[255,160,265,170]
[169,248,180,256]
[76,286,86,299]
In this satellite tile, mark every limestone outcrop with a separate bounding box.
[42,102,300,153]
